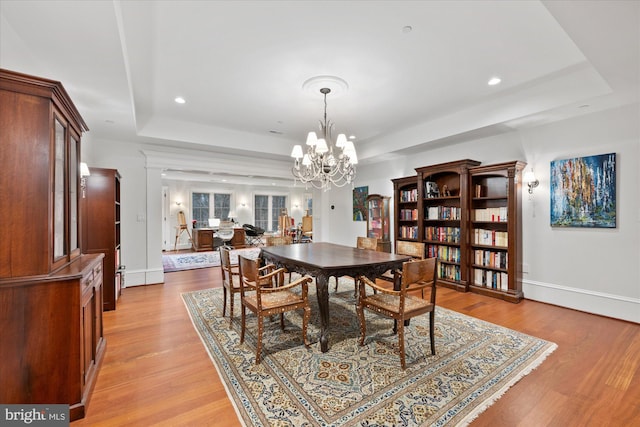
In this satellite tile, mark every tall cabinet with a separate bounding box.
[82,167,122,311]
[0,69,105,420]
[366,194,391,252]
[469,161,525,302]
[416,159,480,291]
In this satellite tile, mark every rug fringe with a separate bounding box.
[454,342,558,426]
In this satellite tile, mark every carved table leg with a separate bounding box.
[316,274,330,352]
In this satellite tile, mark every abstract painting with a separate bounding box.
[550,153,616,228]
[353,186,368,221]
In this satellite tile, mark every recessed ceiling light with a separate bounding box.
[402,26,412,33]
[349,135,356,140]
[488,77,502,86]
[174,97,186,104]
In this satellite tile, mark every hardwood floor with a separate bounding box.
[73,267,640,426]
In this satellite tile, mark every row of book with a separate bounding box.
[473,249,508,269]
[473,207,508,222]
[427,244,461,263]
[426,206,461,220]
[399,189,418,202]
[399,225,418,239]
[438,264,461,282]
[399,208,418,220]
[473,229,508,247]
[424,226,460,243]
[472,268,509,291]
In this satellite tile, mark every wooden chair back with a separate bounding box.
[219,245,240,326]
[266,235,293,246]
[396,240,425,259]
[357,236,378,251]
[399,257,437,303]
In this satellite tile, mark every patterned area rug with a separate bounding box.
[182,281,557,426]
[163,248,261,272]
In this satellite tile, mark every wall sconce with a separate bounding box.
[80,162,90,198]
[175,201,182,206]
[523,168,539,194]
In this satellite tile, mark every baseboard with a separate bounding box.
[523,279,640,324]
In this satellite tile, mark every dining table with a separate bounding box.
[260,242,411,352]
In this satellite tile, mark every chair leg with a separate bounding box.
[429,311,435,355]
[240,305,246,343]
[222,287,228,317]
[302,306,311,347]
[356,295,366,346]
[256,316,264,364]
[229,290,234,328]
[398,319,406,370]
[280,313,285,331]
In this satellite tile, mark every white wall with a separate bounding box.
[84,103,639,322]
[328,104,639,322]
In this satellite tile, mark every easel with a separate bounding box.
[174,211,194,250]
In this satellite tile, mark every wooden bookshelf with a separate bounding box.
[469,161,525,302]
[392,175,420,245]
[415,160,480,291]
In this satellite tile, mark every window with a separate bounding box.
[254,194,288,232]
[192,191,232,226]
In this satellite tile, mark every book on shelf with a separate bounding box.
[473,207,508,222]
[438,263,461,282]
[426,206,461,220]
[400,208,418,220]
[399,225,418,239]
[425,226,460,243]
[473,268,509,291]
[400,189,418,202]
[473,249,508,269]
[473,228,508,246]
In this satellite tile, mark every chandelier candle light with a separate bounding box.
[291,87,357,190]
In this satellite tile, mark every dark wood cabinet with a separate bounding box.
[0,69,105,420]
[366,194,391,252]
[82,167,122,311]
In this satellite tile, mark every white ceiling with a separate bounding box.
[1,1,638,186]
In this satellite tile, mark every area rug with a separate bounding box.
[182,280,557,426]
[163,247,261,272]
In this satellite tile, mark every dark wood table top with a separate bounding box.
[260,242,410,278]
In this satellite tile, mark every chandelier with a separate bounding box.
[291,87,357,190]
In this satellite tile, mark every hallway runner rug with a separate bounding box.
[182,283,557,426]
[162,247,261,272]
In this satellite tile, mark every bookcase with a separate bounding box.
[392,176,420,244]
[82,167,122,311]
[415,160,480,291]
[469,161,525,302]
[366,194,391,252]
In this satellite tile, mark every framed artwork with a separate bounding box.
[353,186,368,221]
[550,152,616,228]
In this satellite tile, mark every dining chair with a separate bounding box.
[238,255,313,364]
[356,257,437,369]
[266,235,294,282]
[334,236,378,294]
[219,246,241,328]
[380,240,426,284]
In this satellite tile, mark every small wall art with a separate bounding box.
[353,186,368,221]
[550,152,616,228]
